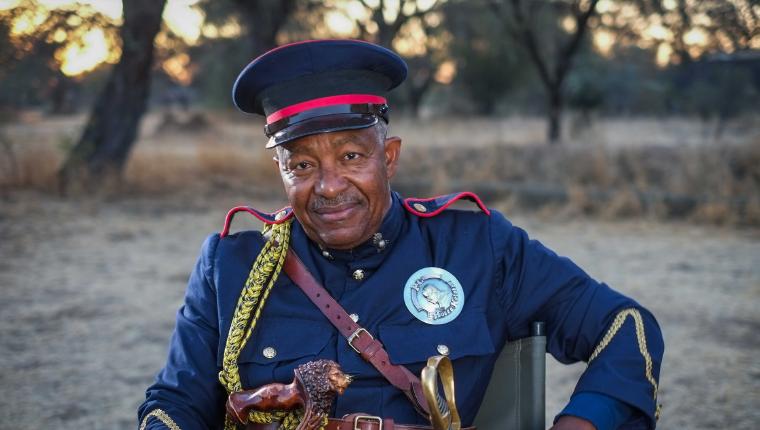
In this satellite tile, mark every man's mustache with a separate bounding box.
[310,194,362,211]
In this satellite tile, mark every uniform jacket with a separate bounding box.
[139,192,663,430]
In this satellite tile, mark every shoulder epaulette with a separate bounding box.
[220,205,294,238]
[403,192,491,217]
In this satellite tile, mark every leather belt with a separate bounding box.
[245,414,476,430]
[328,413,475,430]
[283,249,430,417]
[326,416,417,430]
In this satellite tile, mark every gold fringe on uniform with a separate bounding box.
[588,308,662,419]
[217,220,326,430]
[139,408,181,430]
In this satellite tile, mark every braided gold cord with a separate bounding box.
[249,409,301,424]
[139,409,181,430]
[219,222,290,394]
[218,221,321,430]
[588,308,658,400]
[240,229,289,355]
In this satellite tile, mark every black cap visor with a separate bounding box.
[266,113,382,148]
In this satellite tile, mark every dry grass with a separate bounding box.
[0,139,62,189]
[396,138,760,226]
[2,111,759,225]
[0,111,281,196]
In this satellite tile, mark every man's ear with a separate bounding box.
[383,136,401,180]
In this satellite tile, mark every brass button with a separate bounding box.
[436,344,450,356]
[413,203,427,212]
[262,347,277,359]
[349,313,359,322]
[274,210,287,221]
[352,269,365,281]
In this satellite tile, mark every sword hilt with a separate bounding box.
[421,355,461,430]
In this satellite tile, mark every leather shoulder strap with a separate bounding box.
[283,249,430,417]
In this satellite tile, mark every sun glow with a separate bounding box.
[2,0,206,78]
[593,29,616,56]
[162,0,203,44]
[57,27,116,76]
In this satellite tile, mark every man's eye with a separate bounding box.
[343,152,361,161]
[290,161,311,170]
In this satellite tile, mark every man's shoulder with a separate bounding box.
[401,191,513,227]
[199,204,293,262]
[219,205,294,238]
[401,191,491,218]
[400,192,519,256]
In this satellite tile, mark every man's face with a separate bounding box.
[275,124,401,250]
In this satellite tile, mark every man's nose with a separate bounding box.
[315,166,348,197]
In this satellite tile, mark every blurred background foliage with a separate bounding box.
[1,0,757,121]
[0,0,758,223]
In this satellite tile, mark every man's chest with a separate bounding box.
[212,231,505,422]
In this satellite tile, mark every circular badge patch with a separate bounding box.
[404,267,464,325]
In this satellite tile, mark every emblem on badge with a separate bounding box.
[404,267,464,325]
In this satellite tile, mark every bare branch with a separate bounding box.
[554,0,599,87]
[508,0,555,87]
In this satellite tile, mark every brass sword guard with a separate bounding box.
[421,355,461,430]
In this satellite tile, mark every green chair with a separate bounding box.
[473,322,546,430]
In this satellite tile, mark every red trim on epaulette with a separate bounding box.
[220,206,294,238]
[403,192,491,217]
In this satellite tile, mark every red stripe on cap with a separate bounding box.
[266,94,387,124]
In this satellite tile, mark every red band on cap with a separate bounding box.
[266,94,387,124]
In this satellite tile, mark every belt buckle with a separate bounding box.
[347,328,373,354]
[353,414,383,430]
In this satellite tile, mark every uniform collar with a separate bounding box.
[294,191,404,264]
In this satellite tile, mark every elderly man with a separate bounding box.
[138,40,663,430]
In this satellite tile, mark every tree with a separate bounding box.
[600,0,759,66]
[59,0,167,191]
[231,0,299,56]
[0,1,117,113]
[351,0,447,116]
[192,0,300,108]
[597,0,760,131]
[489,0,600,143]
[198,0,299,57]
[444,1,530,115]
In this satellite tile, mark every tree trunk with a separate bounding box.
[235,0,297,56]
[495,0,598,144]
[59,0,167,192]
[547,87,562,143]
[406,67,434,118]
[406,85,430,118]
[50,72,73,115]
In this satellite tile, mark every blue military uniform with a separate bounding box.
[138,191,663,430]
[139,39,663,430]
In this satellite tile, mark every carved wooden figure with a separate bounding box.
[226,359,352,430]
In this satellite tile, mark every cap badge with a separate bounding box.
[404,267,464,325]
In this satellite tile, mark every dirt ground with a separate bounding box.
[0,190,758,429]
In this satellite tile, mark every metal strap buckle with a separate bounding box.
[347,328,373,354]
[353,414,383,430]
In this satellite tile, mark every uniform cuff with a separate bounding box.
[556,392,633,430]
